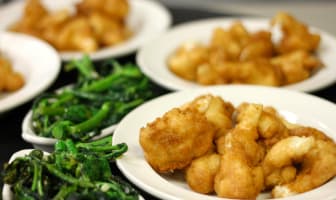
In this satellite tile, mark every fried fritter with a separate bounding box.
[139,107,216,173]
[271,12,321,54]
[271,50,322,84]
[258,106,290,149]
[210,22,249,61]
[182,94,234,138]
[215,133,264,199]
[214,103,265,199]
[263,136,315,188]
[186,153,221,194]
[212,59,283,86]
[167,42,208,81]
[268,136,336,198]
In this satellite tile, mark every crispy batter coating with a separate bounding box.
[214,103,265,199]
[271,50,322,84]
[139,107,216,173]
[258,106,290,149]
[215,147,264,199]
[263,136,315,188]
[212,59,283,86]
[186,153,221,194]
[182,94,234,138]
[269,136,336,198]
[167,42,209,81]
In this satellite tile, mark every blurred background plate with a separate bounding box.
[0,31,61,113]
[0,0,172,61]
[136,17,336,92]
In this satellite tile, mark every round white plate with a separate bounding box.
[0,31,61,113]
[2,149,145,200]
[0,0,172,61]
[136,17,336,92]
[2,149,49,200]
[113,85,336,200]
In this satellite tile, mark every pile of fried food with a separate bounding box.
[10,0,131,52]
[140,94,336,199]
[0,53,25,92]
[168,12,323,86]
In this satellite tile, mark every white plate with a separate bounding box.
[2,149,49,200]
[113,85,336,200]
[2,149,145,200]
[136,17,336,92]
[21,110,117,152]
[0,0,172,61]
[0,31,61,113]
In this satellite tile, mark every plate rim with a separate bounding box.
[113,85,336,200]
[136,17,336,92]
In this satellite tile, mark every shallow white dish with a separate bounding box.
[2,149,48,200]
[22,111,117,152]
[0,0,172,61]
[136,17,336,92]
[0,31,61,113]
[2,149,145,200]
[113,85,336,200]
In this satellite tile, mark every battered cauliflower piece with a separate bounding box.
[214,103,265,199]
[263,136,315,188]
[272,139,336,198]
[210,23,249,60]
[183,94,234,138]
[139,107,216,173]
[239,30,275,61]
[217,103,266,165]
[167,42,208,81]
[186,153,221,194]
[271,50,322,84]
[258,106,290,149]
[271,12,321,54]
[215,133,264,199]
[211,59,283,86]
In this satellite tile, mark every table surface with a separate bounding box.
[1,4,336,200]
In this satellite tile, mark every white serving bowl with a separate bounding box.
[21,111,117,152]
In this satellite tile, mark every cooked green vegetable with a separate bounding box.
[2,136,138,200]
[32,55,159,141]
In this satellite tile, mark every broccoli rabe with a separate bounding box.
[2,136,138,200]
[32,55,159,141]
